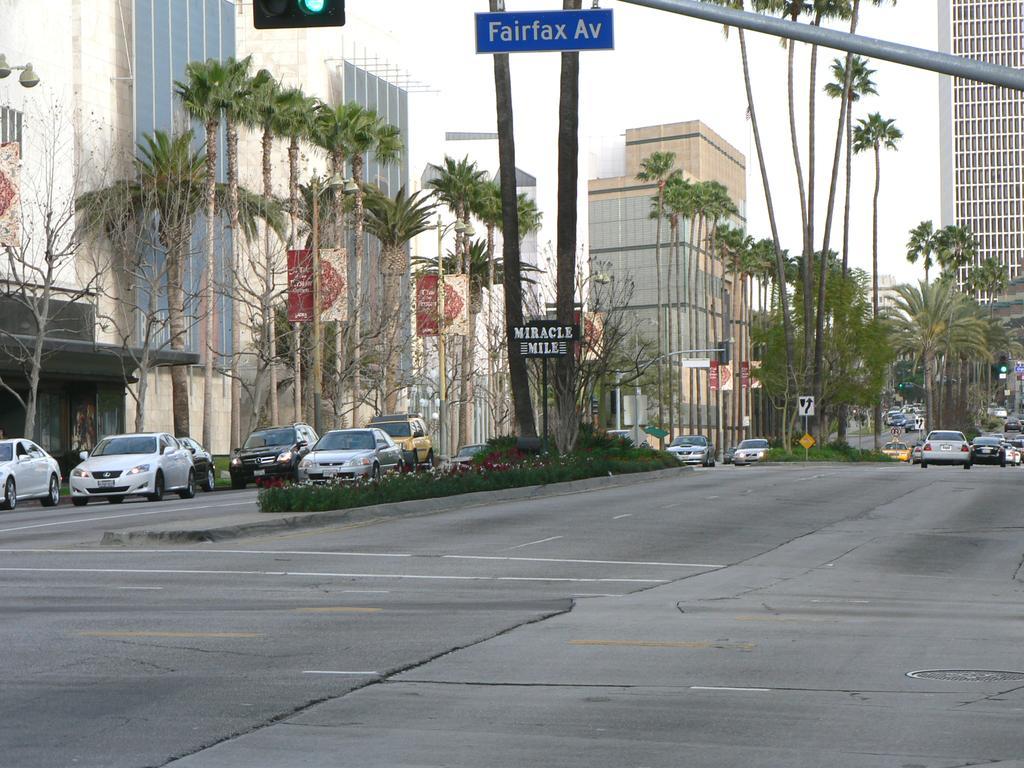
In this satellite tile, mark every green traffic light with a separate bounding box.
[299,0,326,12]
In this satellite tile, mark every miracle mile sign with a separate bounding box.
[476,8,615,54]
[510,320,581,358]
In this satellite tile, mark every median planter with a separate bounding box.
[258,448,678,514]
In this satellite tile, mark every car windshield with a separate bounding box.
[376,422,412,438]
[315,431,375,451]
[670,436,706,447]
[738,439,769,449]
[973,437,1002,446]
[92,436,158,456]
[244,429,296,449]
[457,445,485,458]
[0,444,11,462]
[929,431,964,441]
[883,443,907,450]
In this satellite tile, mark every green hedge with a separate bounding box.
[767,442,895,463]
[258,449,678,514]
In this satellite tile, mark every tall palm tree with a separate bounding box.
[275,87,318,422]
[364,186,435,411]
[636,150,679,435]
[935,224,978,286]
[176,58,231,449]
[906,220,939,284]
[852,112,902,318]
[664,176,697,432]
[970,257,1007,308]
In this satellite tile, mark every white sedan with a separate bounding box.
[70,433,195,506]
[0,439,62,510]
[732,438,770,466]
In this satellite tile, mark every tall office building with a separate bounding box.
[938,0,1024,289]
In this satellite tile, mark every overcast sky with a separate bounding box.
[350,1,939,284]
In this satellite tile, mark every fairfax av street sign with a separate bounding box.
[476,8,615,54]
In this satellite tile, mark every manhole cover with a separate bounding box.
[907,669,1024,682]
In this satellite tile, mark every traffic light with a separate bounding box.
[253,0,345,29]
[998,354,1009,379]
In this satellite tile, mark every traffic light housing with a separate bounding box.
[998,354,1010,379]
[253,0,345,29]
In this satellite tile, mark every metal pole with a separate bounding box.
[311,185,322,435]
[437,219,447,461]
[634,383,642,448]
[615,373,622,431]
[542,357,549,454]
[621,0,1024,90]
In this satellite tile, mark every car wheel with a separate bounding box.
[1,477,15,511]
[395,460,405,474]
[178,470,196,499]
[920,462,927,468]
[147,471,164,502]
[425,450,435,468]
[202,467,215,492]
[72,497,88,507]
[963,462,972,470]
[108,496,124,504]
[371,463,381,482]
[41,474,60,507]
[231,476,246,490]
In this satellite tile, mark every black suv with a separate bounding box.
[229,423,318,488]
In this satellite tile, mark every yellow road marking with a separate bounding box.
[570,639,755,651]
[293,607,383,613]
[78,631,262,639]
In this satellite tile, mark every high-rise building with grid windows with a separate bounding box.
[938,0,1024,290]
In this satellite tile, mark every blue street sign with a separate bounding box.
[476,9,614,54]
[1016,361,1024,373]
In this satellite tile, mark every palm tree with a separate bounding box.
[664,176,697,432]
[852,112,902,318]
[935,224,978,285]
[906,220,939,284]
[970,257,1007,308]
[363,186,435,411]
[636,151,679,435]
[176,58,231,450]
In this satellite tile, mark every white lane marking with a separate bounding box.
[690,686,770,692]
[340,590,391,594]
[303,670,380,676]
[117,586,163,590]
[443,555,724,569]
[508,536,563,550]
[571,593,622,598]
[0,567,665,584]
[706,496,719,500]
[0,500,257,534]
[612,514,632,519]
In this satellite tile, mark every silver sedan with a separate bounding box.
[920,430,971,469]
[0,439,62,510]
[298,429,404,482]
[732,438,769,466]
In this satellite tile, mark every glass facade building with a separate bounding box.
[939,0,1024,291]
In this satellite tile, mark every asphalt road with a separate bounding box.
[3,462,1024,767]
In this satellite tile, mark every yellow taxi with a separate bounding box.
[881,441,911,462]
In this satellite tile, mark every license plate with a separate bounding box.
[97,479,114,488]
[323,468,337,477]
[941,445,952,451]
[254,469,266,477]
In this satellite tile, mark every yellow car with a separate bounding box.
[881,441,911,462]
[367,413,434,468]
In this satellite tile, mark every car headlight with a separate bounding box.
[126,464,150,476]
[230,457,241,467]
[347,457,371,466]
[277,451,293,463]
[71,467,90,478]
[299,458,312,470]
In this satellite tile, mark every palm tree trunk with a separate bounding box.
[871,147,882,450]
[675,218,684,432]
[331,148,349,428]
[491,7,536,437]
[288,139,302,423]
[655,193,664,435]
[382,246,404,413]
[262,124,279,424]
[202,119,218,450]
[227,119,242,450]
[787,32,812,376]
[352,154,368,428]
[667,218,676,440]
[167,235,190,437]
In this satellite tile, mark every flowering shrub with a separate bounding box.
[258,443,678,514]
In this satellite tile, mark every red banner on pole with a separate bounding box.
[709,359,720,391]
[740,361,750,389]
[416,275,439,336]
[287,249,313,323]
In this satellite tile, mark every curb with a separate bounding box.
[100,465,691,546]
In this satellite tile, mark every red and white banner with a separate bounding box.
[319,248,348,322]
[287,249,313,323]
[415,274,470,337]
[0,143,20,247]
[709,360,720,391]
[720,363,734,391]
[750,360,762,389]
[582,312,604,360]
[740,361,750,390]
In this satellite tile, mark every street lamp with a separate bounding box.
[435,216,475,460]
[0,55,40,87]
[310,171,355,434]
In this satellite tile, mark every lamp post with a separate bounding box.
[0,55,40,88]
[309,172,353,434]
[435,216,474,460]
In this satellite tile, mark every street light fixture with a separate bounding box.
[310,171,355,434]
[435,217,474,460]
[0,55,40,88]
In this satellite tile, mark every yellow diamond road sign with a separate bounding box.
[799,433,816,450]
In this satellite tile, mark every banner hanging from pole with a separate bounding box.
[0,143,21,248]
[287,249,313,323]
[709,359,720,391]
[319,248,348,322]
[415,274,439,336]
[445,274,470,336]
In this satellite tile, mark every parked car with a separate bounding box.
[70,433,195,505]
[723,446,736,465]
[881,441,911,462]
[229,423,318,489]
[449,443,488,470]
[367,413,433,468]
[732,438,769,466]
[298,429,403,482]
[1002,441,1022,466]
[665,435,715,467]
[970,436,1006,467]
[0,438,62,510]
[178,437,216,491]
[920,430,972,469]
[910,442,923,465]
[1005,415,1021,432]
